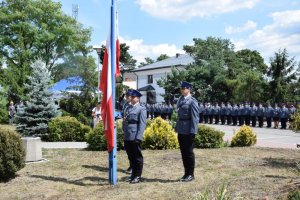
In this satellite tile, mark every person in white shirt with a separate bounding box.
[92,102,102,128]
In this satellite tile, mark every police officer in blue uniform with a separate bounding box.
[226,103,232,125]
[231,103,238,126]
[176,81,200,182]
[250,103,257,127]
[265,103,273,128]
[214,103,220,124]
[122,89,133,174]
[199,102,204,123]
[257,103,265,128]
[203,103,209,124]
[280,103,289,129]
[273,103,280,129]
[245,102,251,126]
[123,90,147,184]
[220,102,226,125]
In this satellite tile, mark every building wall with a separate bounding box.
[134,66,184,103]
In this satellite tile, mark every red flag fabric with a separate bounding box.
[99,33,120,152]
[99,40,114,152]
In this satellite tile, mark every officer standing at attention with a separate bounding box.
[176,81,200,182]
[123,90,147,184]
[280,103,289,129]
[257,103,265,128]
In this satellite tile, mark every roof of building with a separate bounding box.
[138,85,155,91]
[132,54,194,72]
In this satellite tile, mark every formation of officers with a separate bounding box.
[198,102,296,129]
[120,82,298,184]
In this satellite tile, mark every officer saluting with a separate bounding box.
[176,81,200,182]
[123,90,147,184]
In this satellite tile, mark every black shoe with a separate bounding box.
[130,176,141,184]
[297,143,300,148]
[180,175,194,182]
[125,176,134,182]
[124,167,132,174]
[179,175,188,181]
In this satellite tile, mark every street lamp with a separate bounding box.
[93,45,102,102]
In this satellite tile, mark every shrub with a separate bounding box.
[195,125,225,148]
[0,126,25,182]
[290,107,300,132]
[231,125,257,147]
[85,120,124,151]
[143,117,179,150]
[288,189,300,200]
[47,116,91,142]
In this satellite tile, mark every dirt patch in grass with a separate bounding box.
[0,147,299,200]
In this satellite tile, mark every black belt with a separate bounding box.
[127,121,138,124]
[179,119,191,121]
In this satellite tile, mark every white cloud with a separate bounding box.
[232,10,300,62]
[100,37,184,64]
[135,0,260,21]
[225,20,257,34]
[119,37,184,64]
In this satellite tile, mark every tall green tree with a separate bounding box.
[99,43,137,71]
[0,85,8,123]
[15,60,60,137]
[139,57,155,67]
[267,49,299,103]
[156,54,170,61]
[0,0,91,102]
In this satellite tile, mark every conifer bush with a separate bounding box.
[0,126,25,182]
[290,107,300,132]
[15,60,60,137]
[48,116,91,142]
[143,117,179,150]
[231,125,257,147]
[195,124,225,148]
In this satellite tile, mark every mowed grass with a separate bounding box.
[0,147,299,200]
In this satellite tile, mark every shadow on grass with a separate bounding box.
[82,165,125,173]
[262,157,297,169]
[30,175,109,186]
[119,176,178,183]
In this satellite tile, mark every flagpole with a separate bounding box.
[109,0,117,185]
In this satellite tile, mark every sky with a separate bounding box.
[57,0,300,64]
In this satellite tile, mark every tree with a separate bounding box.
[138,57,154,67]
[15,60,60,137]
[267,49,299,103]
[157,54,170,61]
[0,85,8,123]
[99,43,137,71]
[0,0,92,102]
[55,53,99,125]
[236,49,268,74]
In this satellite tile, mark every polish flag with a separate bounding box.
[99,35,120,152]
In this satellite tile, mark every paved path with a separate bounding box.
[41,125,300,149]
[205,124,300,149]
[42,142,87,149]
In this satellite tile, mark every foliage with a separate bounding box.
[48,116,91,142]
[143,117,179,150]
[15,60,60,137]
[290,106,300,132]
[0,0,92,102]
[0,86,8,123]
[231,125,257,147]
[99,43,137,70]
[139,57,155,67]
[86,120,124,151]
[156,54,170,61]
[0,126,25,182]
[193,184,230,200]
[288,189,300,200]
[85,121,106,151]
[194,125,225,148]
[267,49,299,103]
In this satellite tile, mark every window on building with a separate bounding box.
[147,75,153,84]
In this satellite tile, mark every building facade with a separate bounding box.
[123,54,194,103]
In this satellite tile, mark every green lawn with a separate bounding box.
[0,147,299,199]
